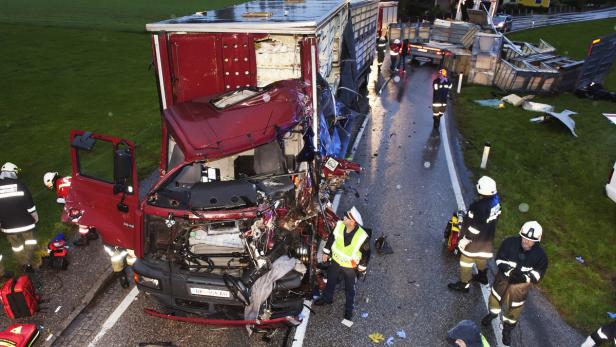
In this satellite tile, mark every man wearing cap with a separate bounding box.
[447,320,490,347]
[0,162,39,274]
[481,221,548,346]
[314,206,370,322]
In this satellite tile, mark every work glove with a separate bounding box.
[457,237,470,252]
[357,264,367,273]
[498,263,513,274]
[509,270,528,284]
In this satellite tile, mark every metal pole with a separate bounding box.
[310,43,318,151]
[480,142,491,169]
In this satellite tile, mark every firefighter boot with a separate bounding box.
[447,281,470,293]
[502,322,517,346]
[481,312,497,326]
[472,269,489,285]
[73,235,89,247]
[86,228,99,241]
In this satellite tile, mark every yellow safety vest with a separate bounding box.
[331,221,368,268]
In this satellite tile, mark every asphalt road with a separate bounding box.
[510,7,616,31]
[55,63,587,347]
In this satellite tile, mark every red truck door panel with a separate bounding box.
[167,33,257,104]
[67,131,141,252]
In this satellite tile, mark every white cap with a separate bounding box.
[394,38,401,44]
[347,206,363,226]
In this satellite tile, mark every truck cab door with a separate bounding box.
[66,130,141,253]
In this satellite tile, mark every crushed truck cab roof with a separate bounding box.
[163,79,307,162]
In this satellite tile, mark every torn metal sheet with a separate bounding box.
[501,93,534,107]
[603,113,616,125]
[531,109,578,137]
[522,101,554,113]
[474,99,502,108]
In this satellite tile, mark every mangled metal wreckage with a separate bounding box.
[61,0,376,330]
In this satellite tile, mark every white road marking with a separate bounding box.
[441,115,504,347]
[292,110,371,347]
[88,286,139,347]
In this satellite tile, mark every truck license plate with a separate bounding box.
[190,287,231,298]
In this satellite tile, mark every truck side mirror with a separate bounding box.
[113,147,133,195]
[71,132,96,151]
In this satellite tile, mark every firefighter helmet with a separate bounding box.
[1,162,19,173]
[347,206,364,226]
[43,172,59,189]
[476,176,497,196]
[439,68,448,77]
[393,38,400,44]
[520,221,542,242]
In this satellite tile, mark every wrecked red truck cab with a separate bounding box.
[63,0,378,325]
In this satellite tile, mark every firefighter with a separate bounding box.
[432,68,453,129]
[389,38,402,72]
[400,39,409,72]
[447,320,490,347]
[314,206,370,321]
[448,176,501,293]
[376,33,388,70]
[481,221,548,346]
[0,163,38,274]
[581,320,616,346]
[43,171,98,246]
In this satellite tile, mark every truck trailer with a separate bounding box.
[62,0,377,327]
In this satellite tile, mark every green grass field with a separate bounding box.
[0,1,242,270]
[454,19,616,332]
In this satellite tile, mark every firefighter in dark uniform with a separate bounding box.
[432,68,453,129]
[389,39,402,72]
[448,176,501,293]
[376,34,388,71]
[314,206,370,321]
[481,221,548,346]
[582,320,616,346]
[0,163,38,274]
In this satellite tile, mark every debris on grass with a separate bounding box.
[603,113,616,125]
[575,256,585,264]
[608,312,616,319]
[474,99,503,108]
[530,109,579,137]
[502,94,534,107]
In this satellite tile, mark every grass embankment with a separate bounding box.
[0,1,241,271]
[454,19,616,332]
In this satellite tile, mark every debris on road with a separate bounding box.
[341,318,354,328]
[361,312,369,318]
[368,332,385,344]
[385,336,395,345]
[375,235,394,255]
[397,330,407,339]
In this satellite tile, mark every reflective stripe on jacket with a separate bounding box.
[331,222,368,268]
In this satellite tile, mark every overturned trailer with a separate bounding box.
[62,0,377,329]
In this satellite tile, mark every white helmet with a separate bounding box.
[43,172,59,189]
[520,221,542,242]
[394,38,401,44]
[476,176,497,196]
[1,162,19,173]
[347,206,363,226]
